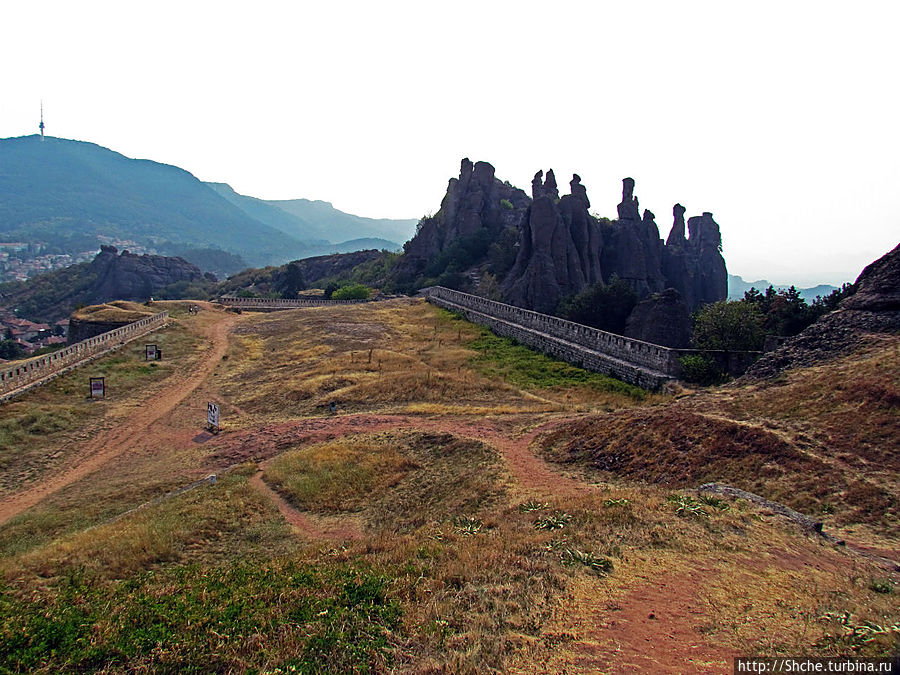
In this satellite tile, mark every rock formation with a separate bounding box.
[392,159,729,344]
[391,159,529,289]
[661,207,728,310]
[502,170,604,313]
[88,246,204,302]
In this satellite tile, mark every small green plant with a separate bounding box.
[518,500,549,512]
[542,538,568,551]
[560,548,614,576]
[699,495,729,511]
[868,579,893,594]
[821,503,835,514]
[533,512,572,530]
[499,198,514,210]
[452,516,484,536]
[668,494,709,518]
[817,612,900,651]
[604,498,630,507]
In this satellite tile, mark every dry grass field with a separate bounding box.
[0,298,897,673]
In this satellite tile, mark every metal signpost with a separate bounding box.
[89,377,105,399]
[207,401,220,433]
[145,344,158,361]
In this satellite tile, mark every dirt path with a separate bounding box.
[0,310,239,526]
[249,469,363,541]
[203,413,590,500]
[521,569,734,674]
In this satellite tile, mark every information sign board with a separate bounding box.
[207,401,219,430]
[89,377,105,399]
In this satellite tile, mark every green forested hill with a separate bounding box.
[0,135,307,266]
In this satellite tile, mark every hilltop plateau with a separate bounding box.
[0,262,896,671]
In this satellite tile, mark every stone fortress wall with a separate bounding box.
[0,312,169,402]
[218,296,369,310]
[424,287,760,389]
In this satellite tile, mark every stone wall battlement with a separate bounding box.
[219,296,369,309]
[424,287,674,389]
[424,287,761,388]
[426,286,678,372]
[0,311,168,401]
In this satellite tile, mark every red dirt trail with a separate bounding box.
[0,309,239,526]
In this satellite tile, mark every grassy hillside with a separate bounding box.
[0,300,896,672]
[0,135,306,266]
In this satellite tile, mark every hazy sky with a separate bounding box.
[2,0,898,286]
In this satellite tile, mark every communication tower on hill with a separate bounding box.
[39,101,45,140]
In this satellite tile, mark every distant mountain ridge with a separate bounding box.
[204,183,412,250]
[0,135,307,267]
[265,197,418,245]
[728,274,838,302]
[0,135,413,278]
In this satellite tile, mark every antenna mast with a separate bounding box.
[40,101,45,140]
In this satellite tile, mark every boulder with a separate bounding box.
[623,288,693,348]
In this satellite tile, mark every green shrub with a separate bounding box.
[331,284,371,301]
[678,354,725,386]
[499,199,514,210]
[557,277,637,334]
[691,300,765,351]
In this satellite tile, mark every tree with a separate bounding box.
[0,339,26,360]
[323,282,339,299]
[477,272,502,301]
[274,262,306,299]
[557,277,638,334]
[692,300,765,351]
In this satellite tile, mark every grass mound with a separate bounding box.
[265,431,508,532]
[70,301,157,323]
[539,338,900,534]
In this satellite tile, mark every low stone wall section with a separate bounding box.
[426,287,680,380]
[424,288,672,389]
[0,312,169,402]
[424,287,762,385]
[219,296,369,310]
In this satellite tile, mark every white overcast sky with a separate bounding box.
[2,0,898,286]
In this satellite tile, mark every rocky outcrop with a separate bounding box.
[88,246,203,301]
[601,181,667,297]
[391,159,529,289]
[623,288,693,348]
[840,242,900,311]
[744,243,900,379]
[393,159,728,322]
[661,208,728,310]
[291,249,385,286]
[502,171,604,313]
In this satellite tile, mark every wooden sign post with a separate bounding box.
[89,377,105,399]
